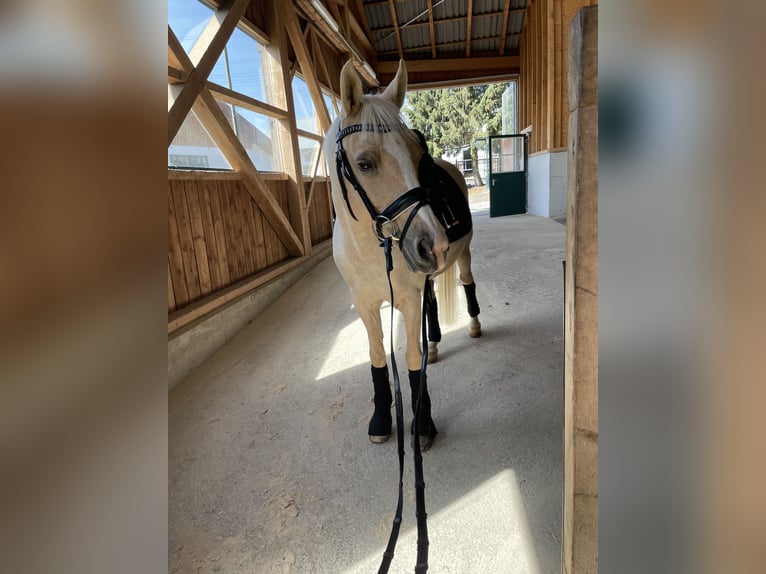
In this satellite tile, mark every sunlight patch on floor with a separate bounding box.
[341,469,540,574]
[314,292,472,382]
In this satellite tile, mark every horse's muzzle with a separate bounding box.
[402,231,447,274]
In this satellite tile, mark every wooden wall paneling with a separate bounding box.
[197,184,223,290]
[246,189,268,272]
[546,0,554,150]
[277,183,290,261]
[261,184,281,267]
[555,0,563,148]
[308,183,319,244]
[236,183,256,277]
[209,181,232,286]
[220,182,244,280]
[185,180,213,296]
[168,0,253,144]
[168,185,190,308]
[537,0,544,153]
[168,258,177,313]
[172,183,202,301]
[529,2,540,153]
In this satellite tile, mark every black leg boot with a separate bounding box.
[463,282,480,317]
[409,370,438,449]
[368,365,392,443]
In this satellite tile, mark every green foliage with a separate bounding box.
[403,82,512,159]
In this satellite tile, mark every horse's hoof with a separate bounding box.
[411,434,435,451]
[469,317,482,338]
[427,342,438,364]
[369,434,391,444]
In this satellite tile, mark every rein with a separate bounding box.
[336,123,432,572]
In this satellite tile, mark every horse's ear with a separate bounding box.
[340,60,363,117]
[381,59,407,109]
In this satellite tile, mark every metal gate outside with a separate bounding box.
[488,134,527,217]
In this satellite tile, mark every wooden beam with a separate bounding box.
[168,239,332,334]
[168,0,252,145]
[193,89,305,257]
[377,56,519,74]
[284,0,332,132]
[265,0,312,254]
[347,5,376,58]
[294,0,378,86]
[168,66,187,83]
[499,0,511,56]
[466,0,473,57]
[352,0,376,55]
[387,0,403,59]
[168,170,289,181]
[427,0,436,58]
[168,26,193,73]
[296,128,324,141]
[207,81,289,119]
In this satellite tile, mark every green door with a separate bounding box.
[488,135,527,217]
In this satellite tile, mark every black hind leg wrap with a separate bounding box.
[425,280,441,343]
[369,365,392,437]
[463,282,480,317]
[409,370,438,439]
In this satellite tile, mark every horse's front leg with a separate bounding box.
[399,295,438,450]
[354,299,392,443]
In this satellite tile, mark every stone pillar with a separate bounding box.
[563,6,598,574]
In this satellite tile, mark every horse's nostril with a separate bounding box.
[417,237,433,260]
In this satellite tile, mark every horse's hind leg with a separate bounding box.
[425,278,441,364]
[458,247,482,338]
[355,299,391,443]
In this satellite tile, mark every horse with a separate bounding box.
[323,59,482,450]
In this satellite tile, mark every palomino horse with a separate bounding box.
[324,59,481,450]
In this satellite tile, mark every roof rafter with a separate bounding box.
[387,0,403,59]
[427,0,436,58]
[466,0,473,57]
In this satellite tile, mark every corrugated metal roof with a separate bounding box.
[365,3,392,31]
[432,0,467,21]
[471,13,502,39]
[364,0,526,57]
[394,0,429,27]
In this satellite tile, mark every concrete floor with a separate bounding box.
[169,208,566,573]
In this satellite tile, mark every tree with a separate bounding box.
[403,82,510,186]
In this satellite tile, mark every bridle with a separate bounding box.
[335,122,434,246]
[335,122,433,573]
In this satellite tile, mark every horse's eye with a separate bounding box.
[357,159,375,172]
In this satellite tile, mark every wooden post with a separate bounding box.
[563,6,598,574]
[263,0,312,254]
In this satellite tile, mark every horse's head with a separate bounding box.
[332,59,450,274]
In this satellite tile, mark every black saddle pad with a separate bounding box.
[418,156,472,244]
